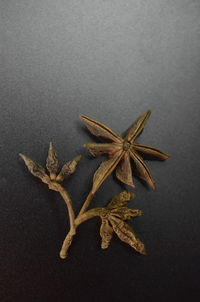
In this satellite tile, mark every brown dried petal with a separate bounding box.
[100,217,114,249]
[115,152,135,188]
[107,190,135,209]
[125,110,151,142]
[130,150,156,189]
[109,216,146,255]
[19,153,50,184]
[110,207,142,220]
[46,142,59,174]
[80,114,122,143]
[84,142,122,157]
[56,155,82,182]
[92,151,124,194]
[132,143,170,160]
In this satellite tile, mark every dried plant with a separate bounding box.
[19,110,169,259]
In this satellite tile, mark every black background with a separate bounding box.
[1,1,200,301]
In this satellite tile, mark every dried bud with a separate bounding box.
[19,153,50,184]
[46,142,59,178]
[56,155,82,183]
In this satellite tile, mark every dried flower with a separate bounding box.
[80,110,169,193]
[99,191,145,254]
[20,142,81,186]
[20,142,82,239]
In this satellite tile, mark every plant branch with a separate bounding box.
[48,182,76,236]
[60,169,110,258]
[77,189,94,217]
[58,185,76,235]
[60,207,104,259]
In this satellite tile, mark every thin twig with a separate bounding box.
[49,182,76,236]
[60,208,103,259]
[77,189,94,217]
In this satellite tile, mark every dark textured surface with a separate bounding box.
[1,1,200,301]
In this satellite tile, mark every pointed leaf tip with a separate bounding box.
[74,155,82,163]
[126,110,152,142]
[80,114,86,119]
[19,153,24,159]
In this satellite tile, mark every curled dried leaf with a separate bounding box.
[109,216,146,255]
[19,153,50,184]
[100,217,114,249]
[56,155,82,183]
[46,142,59,176]
[110,207,142,220]
[107,190,135,209]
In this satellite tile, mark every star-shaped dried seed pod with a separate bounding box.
[80,110,170,193]
[99,191,145,254]
[19,142,82,187]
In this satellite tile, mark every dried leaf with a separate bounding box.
[116,152,135,188]
[125,110,151,142]
[133,143,170,160]
[92,151,124,194]
[109,216,146,255]
[46,142,59,174]
[107,190,135,209]
[84,142,122,157]
[56,155,82,183]
[85,207,107,218]
[110,207,142,220]
[19,153,50,184]
[100,217,114,249]
[130,150,156,189]
[80,114,122,143]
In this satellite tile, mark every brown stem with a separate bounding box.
[59,208,104,259]
[57,185,76,235]
[77,189,94,217]
[76,208,104,226]
[60,162,110,258]
[49,182,76,236]
[60,231,75,259]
